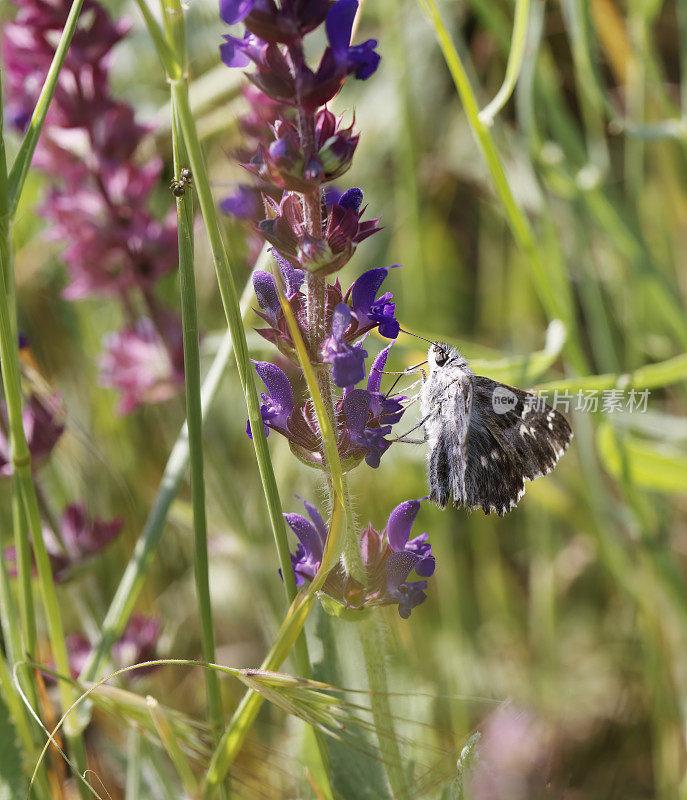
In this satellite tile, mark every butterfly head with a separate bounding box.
[428,342,454,370]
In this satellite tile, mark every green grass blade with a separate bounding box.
[597,424,687,493]
[479,0,531,126]
[7,0,86,216]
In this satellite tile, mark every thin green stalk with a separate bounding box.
[359,617,410,800]
[125,730,144,800]
[12,472,37,657]
[0,65,89,795]
[170,58,297,611]
[478,0,531,126]
[79,270,258,685]
[418,0,587,374]
[7,0,86,216]
[171,107,223,734]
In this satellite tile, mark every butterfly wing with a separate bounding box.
[462,376,573,515]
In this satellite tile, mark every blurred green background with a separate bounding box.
[3,0,687,796]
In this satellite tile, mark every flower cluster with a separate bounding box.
[4,502,123,582]
[220,0,437,615]
[249,343,404,469]
[2,0,183,415]
[284,497,435,619]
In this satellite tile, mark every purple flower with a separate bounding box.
[346,265,399,339]
[384,500,434,619]
[343,389,391,468]
[284,497,435,619]
[324,0,380,80]
[0,394,64,477]
[322,304,368,387]
[247,360,295,437]
[99,317,184,415]
[220,184,260,218]
[221,0,331,43]
[284,496,328,585]
[220,0,256,25]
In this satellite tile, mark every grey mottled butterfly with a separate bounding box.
[417,342,572,515]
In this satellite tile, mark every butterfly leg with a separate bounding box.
[388,413,431,443]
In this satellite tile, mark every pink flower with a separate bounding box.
[99,317,184,415]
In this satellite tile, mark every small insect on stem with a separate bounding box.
[170,167,193,197]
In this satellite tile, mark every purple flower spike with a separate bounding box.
[248,360,294,437]
[322,304,367,387]
[220,0,255,25]
[349,266,400,339]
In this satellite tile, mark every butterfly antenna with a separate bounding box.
[398,328,436,345]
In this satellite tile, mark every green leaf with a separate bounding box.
[0,692,25,800]
[597,424,687,493]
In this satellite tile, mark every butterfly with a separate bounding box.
[418,342,572,515]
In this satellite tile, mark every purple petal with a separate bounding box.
[220,0,255,24]
[284,513,324,561]
[348,40,380,80]
[339,187,363,211]
[331,303,352,340]
[331,344,366,387]
[270,248,304,296]
[342,389,371,434]
[367,344,393,393]
[252,270,280,323]
[385,550,419,593]
[253,361,294,414]
[326,0,357,52]
[387,500,421,552]
[415,555,436,578]
[295,495,328,544]
[220,34,251,68]
[350,267,389,316]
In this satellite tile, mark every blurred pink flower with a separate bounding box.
[99,317,184,415]
[466,704,551,800]
[0,393,64,477]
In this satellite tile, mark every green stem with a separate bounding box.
[0,62,89,795]
[171,105,223,734]
[7,0,86,215]
[478,0,531,126]
[359,617,410,800]
[12,472,37,656]
[170,72,297,610]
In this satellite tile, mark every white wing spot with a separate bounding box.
[490,450,500,461]
[480,456,488,468]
